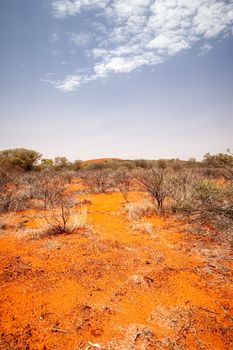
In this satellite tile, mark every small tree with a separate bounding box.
[42,177,85,234]
[45,187,75,233]
[54,157,71,171]
[112,167,132,202]
[40,158,54,169]
[35,171,62,209]
[135,167,176,214]
[72,160,83,171]
[0,148,41,171]
[134,159,152,169]
[203,152,233,180]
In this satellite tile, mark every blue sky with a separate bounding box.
[0,0,233,161]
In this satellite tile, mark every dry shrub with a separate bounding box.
[0,186,30,213]
[203,151,233,180]
[66,207,88,232]
[173,176,233,220]
[80,169,113,193]
[19,228,46,240]
[0,213,12,231]
[19,172,39,199]
[35,172,63,209]
[171,171,199,213]
[112,167,132,202]
[60,170,77,184]
[44,207,89,236]
[135,167,176,214]
[22,208,90,239]
[0,169,33,213]
[124,201,155,220]
[124,201,154,234]
[130,220,153,234]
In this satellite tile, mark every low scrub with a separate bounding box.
[130,220,153,234]
[44,207,88,235]
[80,169,113,193]
[135,167,176,214]
[124,201,155,220]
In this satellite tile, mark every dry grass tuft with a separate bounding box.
[130,220,153,234]
[124,200,155,220]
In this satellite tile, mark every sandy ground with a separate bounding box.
[0,188,232,349]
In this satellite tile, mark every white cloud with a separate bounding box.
[68,32,91,46]
[41,75,82,91]
[199,43,214,56]
[55,75,82,91]
[48,0,233,91]
[52,0,109,18]
[51,32,58,42]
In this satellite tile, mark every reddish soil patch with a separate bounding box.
[0,191,232,349]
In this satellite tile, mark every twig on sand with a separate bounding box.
[197,306,219,315]
[50,327,67,334]
[74,341,104,350]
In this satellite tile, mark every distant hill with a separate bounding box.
[83,158,122,164]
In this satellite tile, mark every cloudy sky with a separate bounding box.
[1,0,233,160]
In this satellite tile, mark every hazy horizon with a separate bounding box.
[1,0,233,161]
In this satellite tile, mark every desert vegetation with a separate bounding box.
[0,148,232,349]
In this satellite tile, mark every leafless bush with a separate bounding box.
[80,169,113,193]
[0,167,16,187]
[41,178,73,233]
[60,170,77,184]
[19,172,39,199]
[39,176,88,234]
[112,167,132,202]
[0,188,29,213]
[0,171,30,213]
[35,171,63,209]
[44,206,88,235]
[135,167,176,214]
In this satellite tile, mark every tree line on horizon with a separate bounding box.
[1,147,232,172]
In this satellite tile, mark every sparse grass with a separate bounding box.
[124,200,154,234]
[42,239,62,250]
[130,220,153,234]
[124,200,155,220]
[66,207,88,232]
[0,213,12,231]
[43,207,90,235]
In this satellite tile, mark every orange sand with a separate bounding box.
[0,190,232,349]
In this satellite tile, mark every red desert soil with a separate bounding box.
[0,187,232,349]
